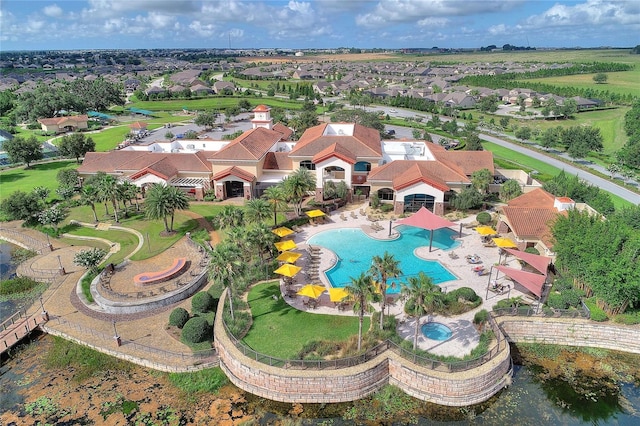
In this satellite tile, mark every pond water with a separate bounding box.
[1,339,639,424]
[0,241,20,323]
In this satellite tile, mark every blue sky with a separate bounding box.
[1,1,638,51]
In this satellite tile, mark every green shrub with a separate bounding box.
[524,246,540,255]
[448,287,479,303]
[552,277,574,292]
[584,298,609,322]
[613,311,640,325]
[0,276,40,295]
[546,292,565,309]
[473,309,489,325]
[169,307,190,328]
[191,291,214,313]
[476,212,491,225]
[181,317,211,344]
[380,203,394,213]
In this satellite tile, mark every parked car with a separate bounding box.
[386,129,396,135]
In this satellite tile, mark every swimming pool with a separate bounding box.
[421,322,453,341]
[307,225,459,294]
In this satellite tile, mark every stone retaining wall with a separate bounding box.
[91,269,208,314]
[214,290,512,406]
[497,316,640,354]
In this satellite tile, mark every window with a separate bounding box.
[378,188,394,201]
[354,161,371,172]
[300,160,315,171]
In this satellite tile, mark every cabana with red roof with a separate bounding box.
[486,249,552,307]
[395,206,458,252]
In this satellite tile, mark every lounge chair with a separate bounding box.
[360,209,366,216]
[351,211,358,219]
[340,213,348,221]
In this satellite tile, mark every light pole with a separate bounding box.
[57,255,65,275]
[112,320,121,346]
[39,296,48,321]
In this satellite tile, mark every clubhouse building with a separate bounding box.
[78,105,526,215]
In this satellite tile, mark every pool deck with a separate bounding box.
[280,202,531,356]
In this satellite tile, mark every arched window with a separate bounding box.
[378,188,394,201]
[300,160,315,170]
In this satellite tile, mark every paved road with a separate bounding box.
[480,133,640,204]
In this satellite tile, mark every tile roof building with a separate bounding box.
[78,107,500,214]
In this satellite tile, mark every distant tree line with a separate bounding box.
[480,44,536,51]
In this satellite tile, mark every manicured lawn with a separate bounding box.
[62,206,198,261]
[527,70,640,98]
[242,281,368,359]
[129,97,304,112]
[89,125,132,151]
[0,160,78,203]
[62,226,139,266]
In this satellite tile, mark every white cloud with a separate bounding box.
[356,0,523,28]
[524,0,640,28]
[189,20,217,37]
[43,4,63,18]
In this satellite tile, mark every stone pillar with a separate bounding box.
[394,201,404,215]
[315,188,323,202]
[215,184,225,200]
[433,202,444,216]
[194,187,204,201]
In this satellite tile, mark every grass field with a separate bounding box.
[60,206,198,261]
[499,107,630,155]
[129,96,304,112]
[62,225,138,266]
[526,71,640,98]
[0,160,77,203]
[242,281,367,359]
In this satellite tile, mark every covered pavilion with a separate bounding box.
[395,206,459,252]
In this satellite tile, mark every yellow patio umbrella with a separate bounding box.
[328,287,350,303]
[277,251,302,263]
[275,239,297,252]
[272,226,294,238]
[297,284,326,299]
[492,237,518,248]
[274,263,302,278]
[305,209,326,218]
[475,226,497,236]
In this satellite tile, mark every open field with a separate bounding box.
[62,226,138,266]
[526,71,640,98]
[129,97,304,112]
[496,107,630,155]
[0,160,77,203]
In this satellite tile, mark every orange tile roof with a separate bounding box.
[38,115,88,125]
[500,188,563,248]
[263,152,293,170]
[253,104,270,112]
[212,166,255,182]
[290,123,382,158]
[129,121,148,129]
[433,149,495,176]
[272,122,293,140]
[312,142,357,164]
[78,151,211,175]
[210,127,282,161]
[368,160,470,191]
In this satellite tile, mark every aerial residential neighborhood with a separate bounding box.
[1,0,640,423]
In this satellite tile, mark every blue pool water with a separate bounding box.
[421,322,453,340]
[307,226,459,293]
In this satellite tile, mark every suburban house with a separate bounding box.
[38,115,89,133]
[78,105,503,214]
[496,188,599,255]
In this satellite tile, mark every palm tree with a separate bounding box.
[208,241,244,321]
[121,181,141,212]
[245,198,271,224]
[218,205,244,229]
[345,272,375,352]
[262,185,288,226]
[282,168,315,217]
[145,183,172,233]
[369,252,402,330]
[166,185,189,232]
[80,184,100,223]
[401,272,444,350]
[246,223,278,261]
[95,173,121,222]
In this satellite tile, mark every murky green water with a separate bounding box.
[3,346,638,424]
